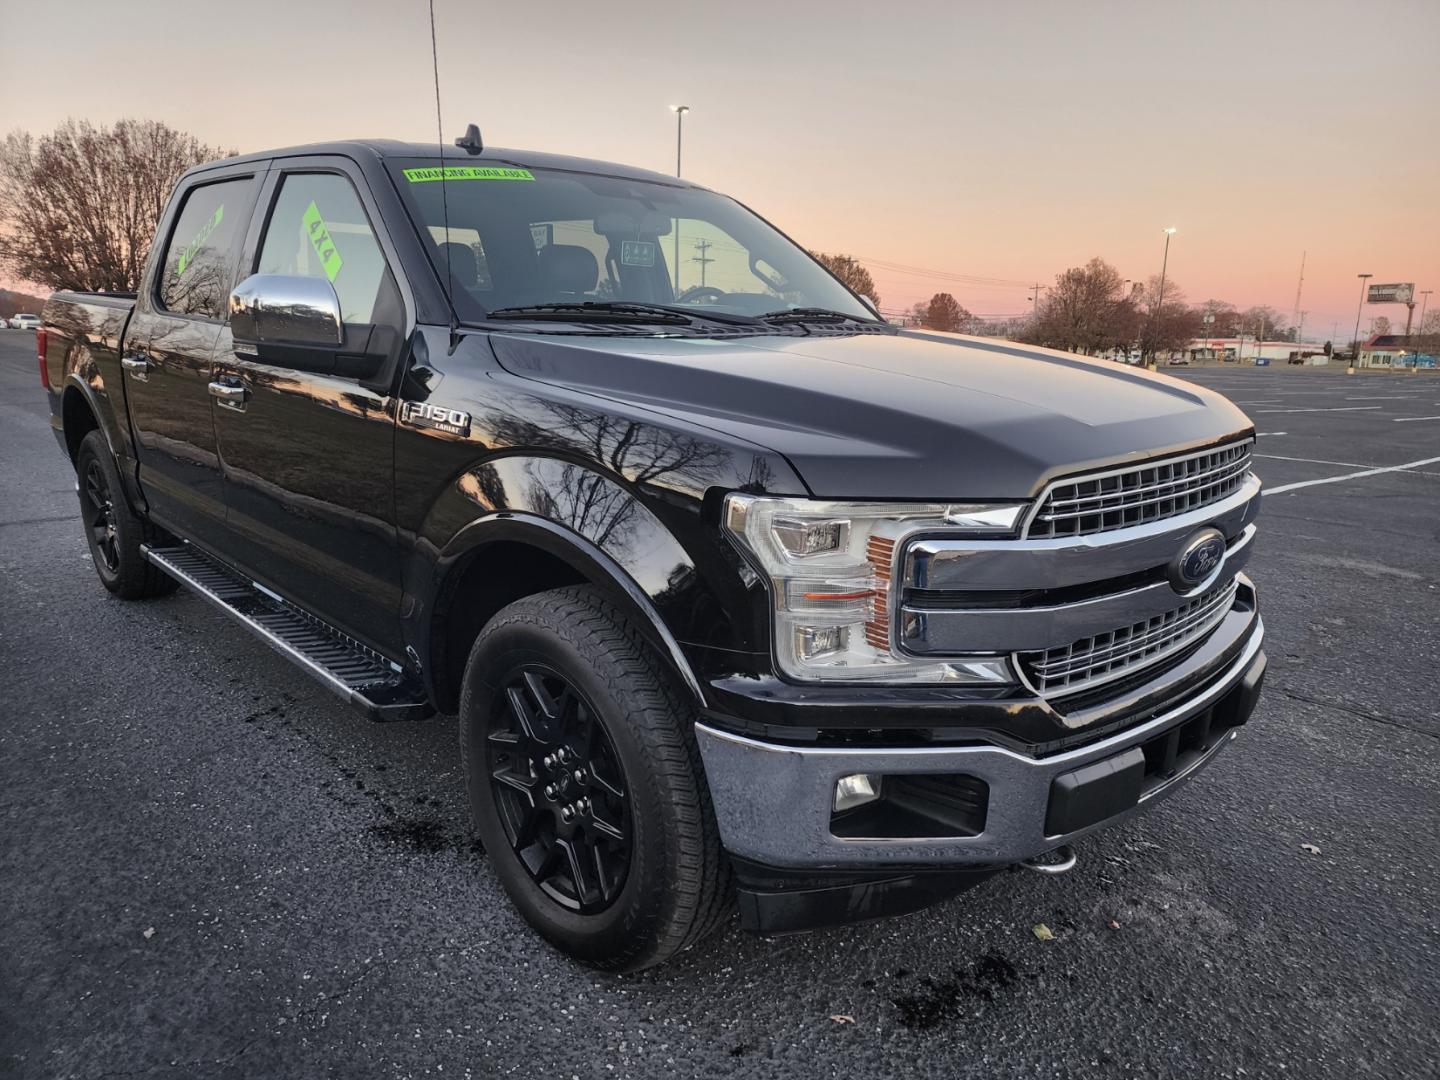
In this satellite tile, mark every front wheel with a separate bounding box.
[459,585,731,971]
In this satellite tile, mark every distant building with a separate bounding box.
[1357,334,1436,369]
[1187,338,1327,364]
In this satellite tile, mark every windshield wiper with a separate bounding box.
[756,307,884,326]
[485,301,761,327]
[486,301,691,324]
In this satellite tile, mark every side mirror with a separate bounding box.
[229,273,343,352]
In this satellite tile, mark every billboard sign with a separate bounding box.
[1368,283,1414,304]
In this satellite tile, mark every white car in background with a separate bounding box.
[9,313,41,330]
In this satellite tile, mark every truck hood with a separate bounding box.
[489,329,1253,500]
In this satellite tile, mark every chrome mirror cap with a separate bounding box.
[229,274,342,348]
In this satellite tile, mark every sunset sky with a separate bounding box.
[2,0,1436,340]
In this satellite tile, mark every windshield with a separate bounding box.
[387,161,876,325]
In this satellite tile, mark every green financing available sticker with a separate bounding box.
[403,166,535,183]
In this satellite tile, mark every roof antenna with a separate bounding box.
[428,0,459,345]
[455,124,483,155]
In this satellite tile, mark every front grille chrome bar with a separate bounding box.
[1025,440,1254,539]
[1018,578,1239,698]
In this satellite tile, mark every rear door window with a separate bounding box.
[157,179,251,319]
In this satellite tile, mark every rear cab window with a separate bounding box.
[156,179,253,319]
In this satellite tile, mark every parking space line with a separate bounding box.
[1256,432,1286,437]
[1253,406,1382,414]
[1258,453,1372,468]
[1265,456,1440,495]
[1393,416,1440,423]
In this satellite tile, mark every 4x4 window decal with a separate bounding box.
[301,200,344,283]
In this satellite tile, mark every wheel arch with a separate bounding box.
[61,381,102,462]
[424,513,707,715]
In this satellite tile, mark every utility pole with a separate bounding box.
[1291,250,1306,332]
[1028,283,1047,311]
[1350,273,1372,374]
[691,239,714,288]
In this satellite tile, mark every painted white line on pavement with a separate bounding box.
[1252,405,1383,414]
[1256,432,1287,437]
[1264,456,1440,495]
[1258,453,1371,468]
[1392,415,1440,423]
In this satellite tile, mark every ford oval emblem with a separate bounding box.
[1168,528,1226,592]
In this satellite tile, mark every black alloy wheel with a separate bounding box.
[486,665,631,913]
[81,457,121,574]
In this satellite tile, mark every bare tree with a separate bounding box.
[1140,275,1201,356]
[808,251,879,307]
[916,292,974,333]
[1197,299,1240,337]
[1370,315,1392,337]
[0,119,231,292]
[1237,305,1288,342]
[1021,257,1139,355]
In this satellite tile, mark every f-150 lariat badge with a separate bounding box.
[402,401,471,436]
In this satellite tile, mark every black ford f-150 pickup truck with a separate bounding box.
[40,138,1265,971]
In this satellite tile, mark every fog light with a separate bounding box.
[795,624,844,660]
[833,772,882,813]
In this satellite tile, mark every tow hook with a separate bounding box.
[1018,844,1078,875]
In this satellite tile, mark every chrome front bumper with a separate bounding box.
[696,616,1264,870]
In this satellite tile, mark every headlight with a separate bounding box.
[724,495,1025,684]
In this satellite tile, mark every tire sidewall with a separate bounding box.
[76,432,125,591]
[461,615,679,963]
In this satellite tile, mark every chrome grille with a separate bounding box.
[1018,578,1239,697]
[1026,441,1253,539]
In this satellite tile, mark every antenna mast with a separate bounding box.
[429,0,458,340]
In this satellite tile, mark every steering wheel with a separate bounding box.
[675,285,727,305]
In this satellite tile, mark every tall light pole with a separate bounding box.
[1350,273,1372,373]
[1146,227,1177,367]
[670,104,690,177]
[669,105,690,293]
[1418,289,1433,349]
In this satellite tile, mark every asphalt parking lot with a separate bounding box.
[2,332,1437,1079]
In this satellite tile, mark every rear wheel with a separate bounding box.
[459,585,731,971]
[75,430,177,600]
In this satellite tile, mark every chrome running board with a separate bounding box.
[142,543,433,722]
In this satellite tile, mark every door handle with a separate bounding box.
[121,355,150,382]
[208,378,249,412]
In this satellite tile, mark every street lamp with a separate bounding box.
[1350,273,1372,373]
[669,104,689,177]
[669,105,690,293]
[1146,227,1177,367]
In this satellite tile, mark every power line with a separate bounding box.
[853,255,1034,289]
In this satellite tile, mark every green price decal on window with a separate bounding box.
[302,201,344,283]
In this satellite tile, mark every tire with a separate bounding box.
[75,430,177,600]
[459,585,731,971]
